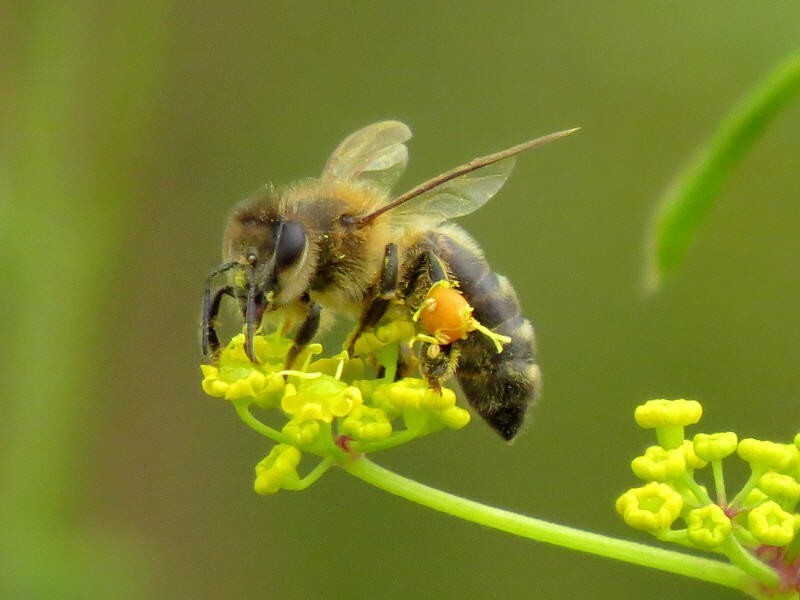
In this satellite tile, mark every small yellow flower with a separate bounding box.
[280,377,362,423]
[681,439,708,470]
[634,399,702,429]
[631,446,687,482]
[200,334,287,406]
[352,320,416,356]
[693,432,738,462]
[738,439,798,473]
[686,505,732,548]
[759,472,800,510]
[254,444,302,495]
[438,406,471,430]
[747,500,798,546]
[200,362,285,406]
[743,488,769,508]
[282,419,321,447]
[634,399,702,450]
[381,378,456,411]
[341,406,393,442]
[616,482,684,532]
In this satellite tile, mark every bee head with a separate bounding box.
[222,208,310,308]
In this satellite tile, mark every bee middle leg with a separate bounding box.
[346,243,398,356]
[285,296,321,368]
[402,249,448,297]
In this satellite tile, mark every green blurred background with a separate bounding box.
[2,3,799,599]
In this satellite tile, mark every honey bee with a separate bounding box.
[202,121,577,439]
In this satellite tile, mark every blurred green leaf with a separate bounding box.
[645,50,800,292]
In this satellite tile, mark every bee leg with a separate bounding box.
[202,260,241,357]
[419,341,460,390]
[396,342,418,380]
[403,250,448,298]
[285,298,321,368]
[346,243,398,356]
[202,285,235,357]
[405,251,460,389]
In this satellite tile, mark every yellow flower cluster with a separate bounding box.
[201,323,471,495]
[618,398,800,585]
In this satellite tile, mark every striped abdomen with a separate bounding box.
[429,225,540,440]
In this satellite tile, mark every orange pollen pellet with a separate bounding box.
[418,285,473,345]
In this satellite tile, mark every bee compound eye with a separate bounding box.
[275,220,307,271]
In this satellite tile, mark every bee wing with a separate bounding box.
[353,127,580,229]
[390,157,516,228]
[322,120,412,190]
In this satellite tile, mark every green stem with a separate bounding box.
[732,470,763,508]
[681,471,714,505]
[723,537,780,588]
[290,458,334,490]
[235,403,290,446]
[353,429,420,453]
[712,459,728,506]
[343,457,776,592]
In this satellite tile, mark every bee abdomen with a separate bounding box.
[435,228,540,440]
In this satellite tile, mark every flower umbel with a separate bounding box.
[201,321,470,494]
[618,398,800,593]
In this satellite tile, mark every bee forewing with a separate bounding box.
[357,127,579,228]
[322,120,412,190]
[390,157,516,228]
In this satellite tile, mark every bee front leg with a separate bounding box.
[202,285,235,358]
[346,243,398,356]
[285,298,321,368]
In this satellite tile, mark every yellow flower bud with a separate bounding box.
[341,406,393,442]
[759,472,800,509]
[738,439,798,473]
[686,505,732,548]
[438,406,471,430]
[681,439,708,470]
[616,483,683,532]
[634,399,702,429]
[631,446,687,482]
[748,500,798,546]
[254,445,302,495]
[693,432,738,462]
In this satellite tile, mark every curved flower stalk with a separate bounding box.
[201,328,795,597]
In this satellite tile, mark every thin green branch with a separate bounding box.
[234,403,290,446]
[343,457,776,592]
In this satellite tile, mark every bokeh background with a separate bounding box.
[2,3,800,599]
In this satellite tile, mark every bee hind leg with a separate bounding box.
[404,250,458,390]
[346,243,398,356]
[419,341,460,391]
